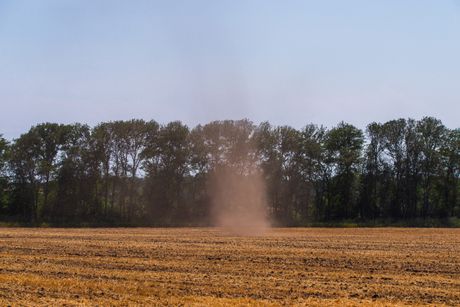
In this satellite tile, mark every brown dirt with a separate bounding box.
[0,228,458,306]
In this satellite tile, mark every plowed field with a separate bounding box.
[0,228,458,306]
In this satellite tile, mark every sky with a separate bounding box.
[0,0,459,139]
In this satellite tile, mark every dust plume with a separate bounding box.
[209,165,270,236]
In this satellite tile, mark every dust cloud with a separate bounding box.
[209,165,270,236]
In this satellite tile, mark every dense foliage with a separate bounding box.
[0,117,458,226]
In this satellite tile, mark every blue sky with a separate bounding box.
[0,0,459,139]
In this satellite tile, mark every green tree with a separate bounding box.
[324,122,364,219]
[32,123,69,214]
[9,131,42,222]
[92,122,114,215]
[1,117,458,225]
[416,117,447,217]
[107,120,158,220]
[439,128,460,217]
[55,124,94,223]
[9,124,68,222]
[143,121,190,224]
[0,135,9,215]
[358,122,384,219]
[380,119,407,218]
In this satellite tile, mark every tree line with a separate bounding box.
[0,117,458,226]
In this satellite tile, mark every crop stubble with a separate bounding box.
[0,228,458,306]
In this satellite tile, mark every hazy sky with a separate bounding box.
[0,0,459,139]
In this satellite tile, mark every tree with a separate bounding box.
[416,117,448,217]
[439,128,460,217]
[92,123,114,216]
[107,120,158,220]
[0,135,9,215]
[298,124,326,221]
[403,119,422,218]
[125,120,159,220]
[8,123,68,222]
[143,121,190,224]
[254,122,283,221]
[358,122,384,219]
[55,124,94,222]
[32,123,69,215]
[324,122,364,219]
[380,119,407,218]
[1,118,458,225]
[8,130,42,222]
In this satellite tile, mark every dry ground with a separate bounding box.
[0,228,459,306]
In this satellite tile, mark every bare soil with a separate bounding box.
[0,228,458,306]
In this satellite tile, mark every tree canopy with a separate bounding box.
[0,118,458,226]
